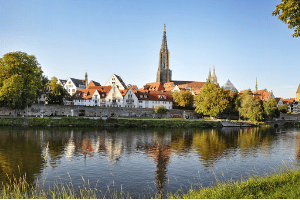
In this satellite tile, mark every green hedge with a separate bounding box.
[0,118,25,126]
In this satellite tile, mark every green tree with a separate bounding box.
[264,98,280,119]
[272,0,300,38]
[279,104,288,113]
[154,105,168,114]
[195,82,229,117]
[0,51,47,113]
[238,94,263,121]
[172,90,194,109]
[47,76,68,104]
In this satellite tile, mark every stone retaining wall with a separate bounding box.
[0,104,198,118]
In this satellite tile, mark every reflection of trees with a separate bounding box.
[145,131,171,198]
[237,128,274,156]
[295,131,300,161]
[193,129,230,167]
[0,128,44,187]
[171,130,193,155]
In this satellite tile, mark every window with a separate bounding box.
[118,99,120,102]
[139,101,142,103]
[72,89,75,92]
[102,94,105,97]
[109,99,111,102]
[144,95,147,98]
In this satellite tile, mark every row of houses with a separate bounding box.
[41,73,299,113]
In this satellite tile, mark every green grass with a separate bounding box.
[2,165,300,199]
[169,164,300,199]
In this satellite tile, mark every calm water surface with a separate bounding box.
[0,126,299,198]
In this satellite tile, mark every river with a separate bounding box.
[0,126,299,198]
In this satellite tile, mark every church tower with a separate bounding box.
[156,24,172,84]
[207,67,217,84]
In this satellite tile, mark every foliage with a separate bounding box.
[195,82,230,117]
[224,90,239,114]
[279,104,288,113]
[264,98,280,119]
[272,0,300,37]
[47,76,68,104]
[0,51,48,110]
[154,105,169,114]
[172,90,194,109]
[238,94,263,121]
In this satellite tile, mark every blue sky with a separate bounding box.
[1,0,299,98]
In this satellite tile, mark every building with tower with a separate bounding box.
[207,67,217,84]
[156,25,172,84]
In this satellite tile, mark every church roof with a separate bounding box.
[222,79,237,92]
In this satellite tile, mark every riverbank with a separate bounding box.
[169,165,300,199]
[0,117,223,128]
[1,165,300,199]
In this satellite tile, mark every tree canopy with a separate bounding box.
[195,82,229,117]
[238,94,263,121]
[263,98,280,119]
[272,0,300,37]
[47,76,69,104]
[0,51,47,110]
[172,90,194,109]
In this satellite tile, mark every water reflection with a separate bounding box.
[0,126,298,198]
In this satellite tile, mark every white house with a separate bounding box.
[105,84,124,107]
[105,74,127,90]
[64,78,86,96]
[123,88,138,108]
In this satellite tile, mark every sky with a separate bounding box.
[1,0,299,98]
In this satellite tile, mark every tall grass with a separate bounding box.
[169,163,300,199]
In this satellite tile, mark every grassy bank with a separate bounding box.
[2,165,300,199]
[0,117,222,128]
[169,165,300,199]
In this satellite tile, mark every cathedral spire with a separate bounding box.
[156,25,171,84]
[255,77,258,92]
[212,66,216,77]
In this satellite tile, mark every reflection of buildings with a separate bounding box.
[104,136,124,164]
[145,132,172,198]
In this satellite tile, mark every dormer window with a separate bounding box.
[144,95,147,98]
[84,94,87,97]
[76,94,80,97]
[102,94,105,97]
[140,95,143,98]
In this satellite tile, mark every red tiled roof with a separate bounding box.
[186,82,206,89]
[86,80,101,89]
[144,82,165,91]
[283,98,295,105]
[87,86,112,93]
[254,89,271,102]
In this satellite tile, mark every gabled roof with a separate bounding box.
[58,79,67,85]
[114,74,127,89]
[70,78,86,88]
[86,80,101,89]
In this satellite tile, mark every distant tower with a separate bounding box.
[85,71,88,88]
[255,77,258,92]
[207,67,217,84]
[156,24,172,84]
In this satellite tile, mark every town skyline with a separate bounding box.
[1,0,299,99]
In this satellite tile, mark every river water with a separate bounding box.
[0,126,299,198]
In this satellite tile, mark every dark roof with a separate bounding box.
[70,78,86,88]
[114,74,127,89]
